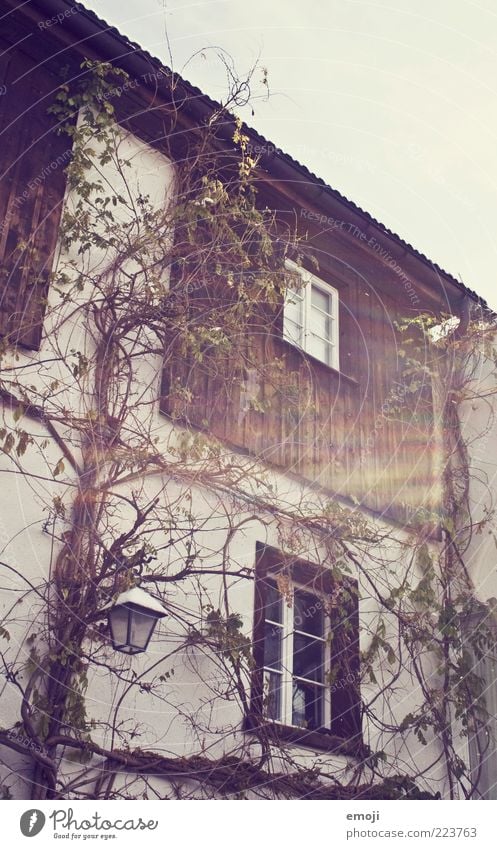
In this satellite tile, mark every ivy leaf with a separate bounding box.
[53,458,65,477]
[386,647,397,665]
[16,431,31,457]
[417,730,427,746]
[400,713,414,731]
[2,432,15,455]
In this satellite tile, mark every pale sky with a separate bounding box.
[85,0,497,308]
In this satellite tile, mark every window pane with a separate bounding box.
[310,308,330,340]
[294,589,323,636]
[264,670,282,721]
[311,285,330,314]
[307,333,331,364]
[285,289,304,316]
[292,679,323,729]
[284,292,303,327]
[264,621,282,670]
[283,318,302,345]
[264,580,282,623]
[284,288,304,346]
[293,632,323,681]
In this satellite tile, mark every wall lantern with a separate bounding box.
[106,587,167,655]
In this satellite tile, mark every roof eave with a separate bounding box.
[7,0,490,312]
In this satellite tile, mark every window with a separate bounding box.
[263,577,329,729]
[251,544,361,742]
[283,259,339,370]
[0,51,69,349]
[461,603,497,799]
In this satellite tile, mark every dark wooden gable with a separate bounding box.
[0,4,443,523]
[160,194,441,526]
[0,44,71,349]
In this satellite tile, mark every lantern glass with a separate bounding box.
[108,605,130,650]
[108,604,163,654]
[129,608,157,651]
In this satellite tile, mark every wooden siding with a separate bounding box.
[161,214,442,524]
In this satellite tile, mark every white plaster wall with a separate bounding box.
[459,339,497,602]
[0,124,174,797]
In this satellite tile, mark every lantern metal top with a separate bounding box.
[111,587,167,617]
[105,586,168,655]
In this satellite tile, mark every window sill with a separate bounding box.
[280,339,359,387]
[243,714,367,759]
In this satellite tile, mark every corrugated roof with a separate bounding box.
[27,0,489,309]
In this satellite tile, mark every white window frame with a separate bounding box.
[283,258,340,371]
[262,576,331,730]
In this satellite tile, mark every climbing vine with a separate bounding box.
[0,58,495,802]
